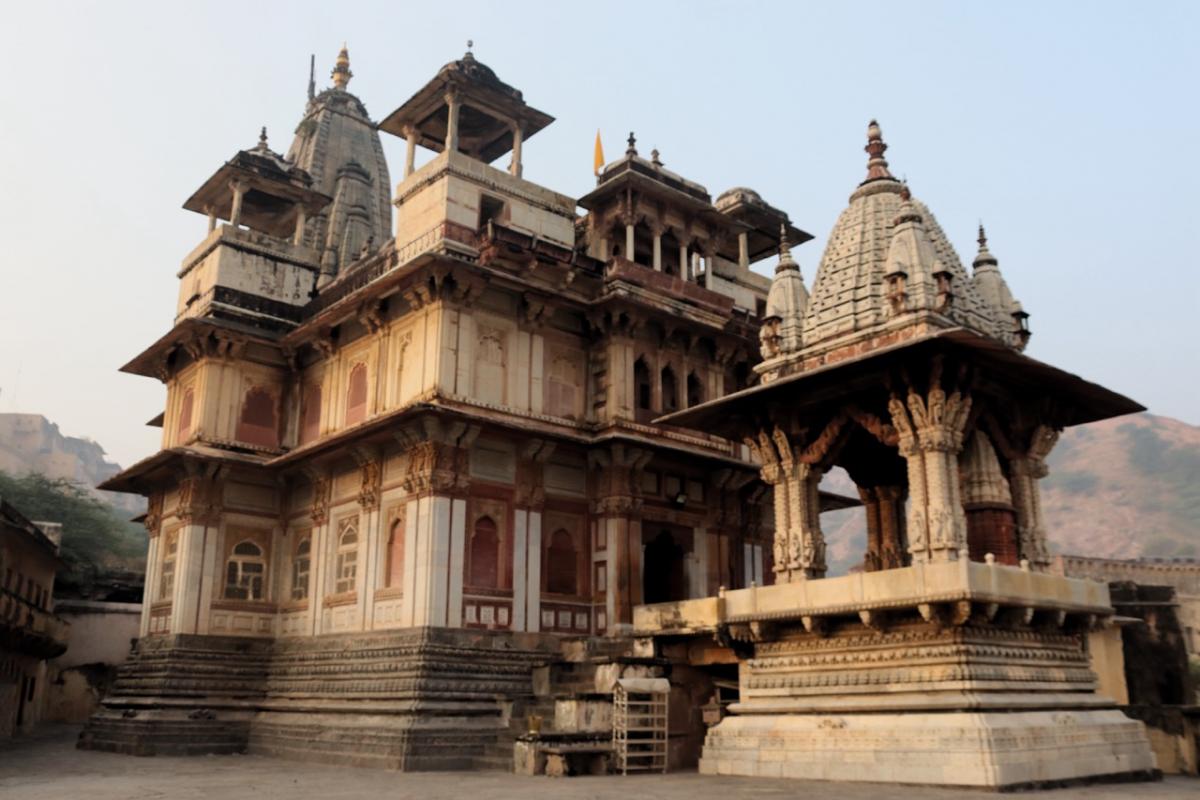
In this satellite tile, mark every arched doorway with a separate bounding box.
[643,528,688,604]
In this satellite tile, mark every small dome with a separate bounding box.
[438,51,523,101]
[715,186,764,210]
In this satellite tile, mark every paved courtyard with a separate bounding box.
[1,726,1196,800]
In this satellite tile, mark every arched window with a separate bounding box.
[686,371,703,408]
[467,516,500,589]
[546,529,578,596]
[291,537,311,601]
[224,540,265,601]
[159,532,178,601]
[385,517,405,589]
[345,363,368,426]
[661,365,679,413]
[299,384,322,445]
[634,358,652,411]
[334,519,358,594]
[177,388,194,437]
[236,387,278,448]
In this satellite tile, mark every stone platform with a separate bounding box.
[637,559,1159,789]
[78,626,562,769]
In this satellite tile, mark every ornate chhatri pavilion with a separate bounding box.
[646,122,1157,785]
[85,46,1156,787]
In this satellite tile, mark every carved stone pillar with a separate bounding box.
[293,204,307,246]
[228,180,246,227]
[748,428,826,582]
[649,222,663,272]
[959,430,1018,564]
[1008,424,1059,570]
[514,440,554,631]
[403,125,417,178]
[888,377,971,563]
[172,470,223,635]
[509,122,524,178]
[860,486,883,572]
[395,421,479,627]
[875,485,908,569]
[590,445,650,631]
[445,90,461,153]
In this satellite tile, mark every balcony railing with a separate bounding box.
[0,588,69,658]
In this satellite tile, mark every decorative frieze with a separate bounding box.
[176,472,223,526]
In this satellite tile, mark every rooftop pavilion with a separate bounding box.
[380,45,553,179]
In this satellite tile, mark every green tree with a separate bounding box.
[0,470,146,584]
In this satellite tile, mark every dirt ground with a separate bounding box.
[1,725,1197,800]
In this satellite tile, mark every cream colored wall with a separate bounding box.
[395,151,575,253]
[163,359,286,450]
[175,226,317,322]
[1087,626,1130,705]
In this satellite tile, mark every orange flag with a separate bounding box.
[593,130,605,176]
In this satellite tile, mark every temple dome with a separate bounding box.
[800,122,1004,348]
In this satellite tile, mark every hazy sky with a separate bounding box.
[1,1,1196,469]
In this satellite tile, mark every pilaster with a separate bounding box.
[590,444,651,630]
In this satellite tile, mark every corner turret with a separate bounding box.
[971,224,1030,350]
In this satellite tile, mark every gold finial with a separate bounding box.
[331,43,352,90]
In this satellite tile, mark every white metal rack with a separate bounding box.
[613,677,669,775]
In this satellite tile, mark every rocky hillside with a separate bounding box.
[1042,413,1200,560]
[0,413,144,516]
[821,412,1200,575]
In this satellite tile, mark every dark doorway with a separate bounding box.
[643,529,688,604]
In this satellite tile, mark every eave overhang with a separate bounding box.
[657,328,1144,436]
[97,445,271,495]
[119,317,282,380]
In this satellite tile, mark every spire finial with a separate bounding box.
[651,148,662,167]
[467,39,474,54]
[863,119,893,182]
[331,44,352,90]
[307,54,316,102]
[626,131,637,157]
[776,222,799,273]
[256,126,269,151]
[973,220,998,268]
